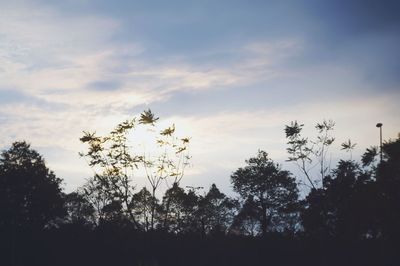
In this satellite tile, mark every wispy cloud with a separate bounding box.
[1,1,305,112]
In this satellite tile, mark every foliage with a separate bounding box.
[374,137,400,239]
[132,187,158,231]
[231,150,299,236]
[0,141,65,230]
[341,139,357,160]
[80,116,140,227]
[2,117,400,263]
[361,146,378,167]
[301,160,377,239]
[300,136,400,240]
[79,109,190,230]
[160,183,190,233]
[143,121,191,229]
[80,177,110,224]
[197,184,238,235]
[285,120,335,189]
[230,196,260,236]
[63,192,96,226]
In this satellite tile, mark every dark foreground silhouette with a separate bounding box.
[1,227,399,266]
[1,116,399,266]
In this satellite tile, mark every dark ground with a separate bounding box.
[1,227,398,266]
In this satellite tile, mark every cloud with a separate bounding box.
[1,1,307,114]
[1,4,306,116]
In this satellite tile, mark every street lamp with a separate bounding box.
[376,123,383,162]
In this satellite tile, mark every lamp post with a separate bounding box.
[376,123,383,162]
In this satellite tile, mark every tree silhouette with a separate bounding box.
[80,177,110,224]
[231,150,299,236]
[375,136,400,239]
[230,196,260,236]
[341,139,357,160]
[79,109,190,230]
[142,122,191,230]
[80,116,143,228]
[0,141,65,230]
[361,146,379,168]
[160,182,188,232]
[285,120,335,189]
[63,191,96,226]
[197,184,238,235]
[132,187,157,231]
[301,136,400,241]
[0,132,398,266]
[301,160,376,239]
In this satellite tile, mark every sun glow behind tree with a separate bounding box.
[79,109,191,227]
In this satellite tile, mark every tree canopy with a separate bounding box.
[231,150,299,236]
[0,141,65,230]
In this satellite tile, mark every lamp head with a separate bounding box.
[376,123,383,128]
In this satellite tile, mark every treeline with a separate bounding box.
[0,111,399,265]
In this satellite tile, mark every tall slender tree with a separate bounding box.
[80,109,190,229]
[285,120,335,189]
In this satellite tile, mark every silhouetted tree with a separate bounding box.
[374,136,400,239]
[364,146,378,164]
[63,191,96,226]
[80,177,109,224]
[302,134,400,241]
[231,150,299,236]
[179,188,201,233]
[160,182,187,232]
[0,141,65,230]
[197,184,238,235]
[230,196,260,236]
[341,139,357,160]
[142,121,191,230]
[301,160,376,239]
[80,110,190,230]
[285,120,335,189]
[132,187,158,231]
[80,115,145,228]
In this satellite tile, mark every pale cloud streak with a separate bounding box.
[0,1,305,125]
[1,1,301,110]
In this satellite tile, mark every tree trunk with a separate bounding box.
[151,187,156,230]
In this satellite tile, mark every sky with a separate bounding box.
[0,0,399,195]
